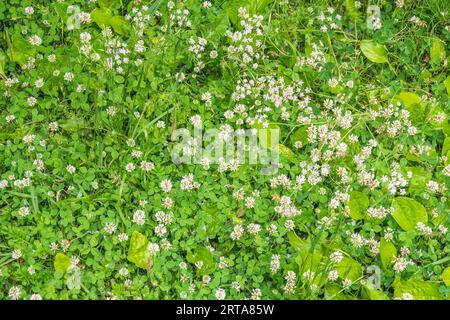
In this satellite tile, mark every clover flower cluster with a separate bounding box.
[224,7,265,69]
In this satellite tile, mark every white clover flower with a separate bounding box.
[29,35,42,46]
[63,72,74,81]
[25,6,34,15]
[12,249,22,260]
[160,179,172,193]
[215,288,226,300]
[148,243,160,254]
[30,293,43,300]
[8,286,21,300]
[18,207,30,217]
[118,233,129,242]
[125,163,135,172]
[104,222,117,235]
[66,165,76,174]
[132,210,146,225]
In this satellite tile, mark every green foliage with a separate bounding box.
[394,278,443,300]
[391,197,428,231]
[379,238,396,270]
[0,0,448,301]
[348,191,369,220]
[360,40,389,63]
[127,231,150,270]
[54,253,72,272]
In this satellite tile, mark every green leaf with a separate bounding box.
[442,266,450,286]
[394,278,443,300]
[406,166,431,193]
[325,284,357,300]
[225,0,243,26]
[360,40,389,63]
[287,231,303,249]
[109,16,129,35]
[0,49,6,78]
[7,34,36,66]
[295,241,323,275]
[186,246,216,275]
[362,285,390,300]
[127,231,150,269]
[275,144,296,162]
[394,92,422,119]
[54,253,71,272]
[348,191,369,220]
[248,0,271,14]
[60,118,87,131]
[335,256,362,282]
[380,238,397,270]
[391,197,428,231]
[444,76,450,96]
[430,38,446,65]
[290,126,309,147]
[91,7,113,28]
[442,137,450,157]
[344,0,361,21]
[252,122,280,149]
[98,0,116,8]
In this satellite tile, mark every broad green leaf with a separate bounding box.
[54,253,71,272]
[444,76,450,96]
[442,137,450,157]
[335,256,362,282]
[391,197,428,231]
[405,166,431,193]
[290,126,309,148]
[362,285,390,300]
[7,34,36,66]
[98,0,116,8]
[186,246,216,275]
[442,267,450,286]
[295,241,323,275]
[109,16,129,35]
[275,144,295,162]
[0,49,6,78]
[394,92,422,112]
[348,191,369,220]
[91,7,113,28]
[287,231,303,249]
[380,238,396,270]
[252,122,280,149]
[420,69,432,81]
[60,118,87,131]
[406,147,439,165]
[394,278,442,300]
[360,40,389,63]
[325,284,357,300]
[127,231,150,269]
[430,38,446,65]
